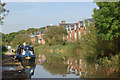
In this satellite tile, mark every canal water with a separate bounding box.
[31,54,119,78]
[2,54,119,79]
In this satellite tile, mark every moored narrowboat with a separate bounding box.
[14,45,35,61]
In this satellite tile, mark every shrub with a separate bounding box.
[43,26,67,45]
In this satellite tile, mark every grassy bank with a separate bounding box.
[34,43,96,61]
[34,44,75,59]
[34,43,88,60]
[34,44,120,68]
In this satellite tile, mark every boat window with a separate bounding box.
[30,47,34,51]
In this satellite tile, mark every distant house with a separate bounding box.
[29,33,36,44]
[83,18,94,27]
[29,25,54,44]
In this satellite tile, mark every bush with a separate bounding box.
[43,26,67,45]
[11,33,31,48]
[72,24,99,59]
[2,43,7,55]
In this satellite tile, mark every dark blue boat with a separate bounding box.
[14,45,35,60]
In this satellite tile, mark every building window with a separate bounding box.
[66,27,68,33]
[79,24,80,28]
[74,26,76,30]
[69,26,71,32]
[70,33,71,38]
[79,31,81,37]
[74,33,77,40]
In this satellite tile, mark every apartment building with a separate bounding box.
[29,18,94,44]
[59,21,85,42]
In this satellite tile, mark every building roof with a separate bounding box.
[84,18,94,22]
[40,29,45,34]
[59,22,84,29]
[79,21,83,23]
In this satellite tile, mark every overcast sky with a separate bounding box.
[1,2,97,34]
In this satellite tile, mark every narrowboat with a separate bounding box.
[14,45,35,61]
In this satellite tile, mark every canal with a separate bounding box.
[2,53,119,79]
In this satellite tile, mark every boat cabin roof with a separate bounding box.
[18,45,34,51]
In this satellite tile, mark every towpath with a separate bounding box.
[2,51,28,80]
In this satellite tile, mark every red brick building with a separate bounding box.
[30,18,94,44]
[29,25,53,44]
[59,21,86,42]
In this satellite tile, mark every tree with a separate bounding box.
[5,32,17,44]
[17,30,27,34]
[43,26,67,45]
[92,2,120,53]
[11,33,31,48]
[0,33,7,54]
[1,32,6,43]
[26,28,37,34]
[0,1,9,25]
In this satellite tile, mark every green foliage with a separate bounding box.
[2,43,7,55]
[43,26,67,45]
[26,27,45,34]
[97,55,119,67]
[0,1,9,25]
[1,33,6,42]
[72,24,99,58]
[0,33,7,54]
[92,2,120,53]
[1,27,45,47]
[85,55,96,63]
[92,2,120,40]
[17,30,27,34]
[5,32,17,44]
[33,37,39,47]
[0,33,7,55]
[37,27,45,31]
[26,28,37,34]
[11,33,31,48]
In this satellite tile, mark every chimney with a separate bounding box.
[74,24,76,30]
[46,26,48,30]
[40,31,42,37]
[69,25,71,32]
[78,21,81,29]
[61,21,66,24]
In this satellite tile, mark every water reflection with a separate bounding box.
[36,54,46,65]
[66,59,87,78]
[21,60,36,79]
[2,60,36,79]
[34,54,118,78]
[66,58,118,78]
